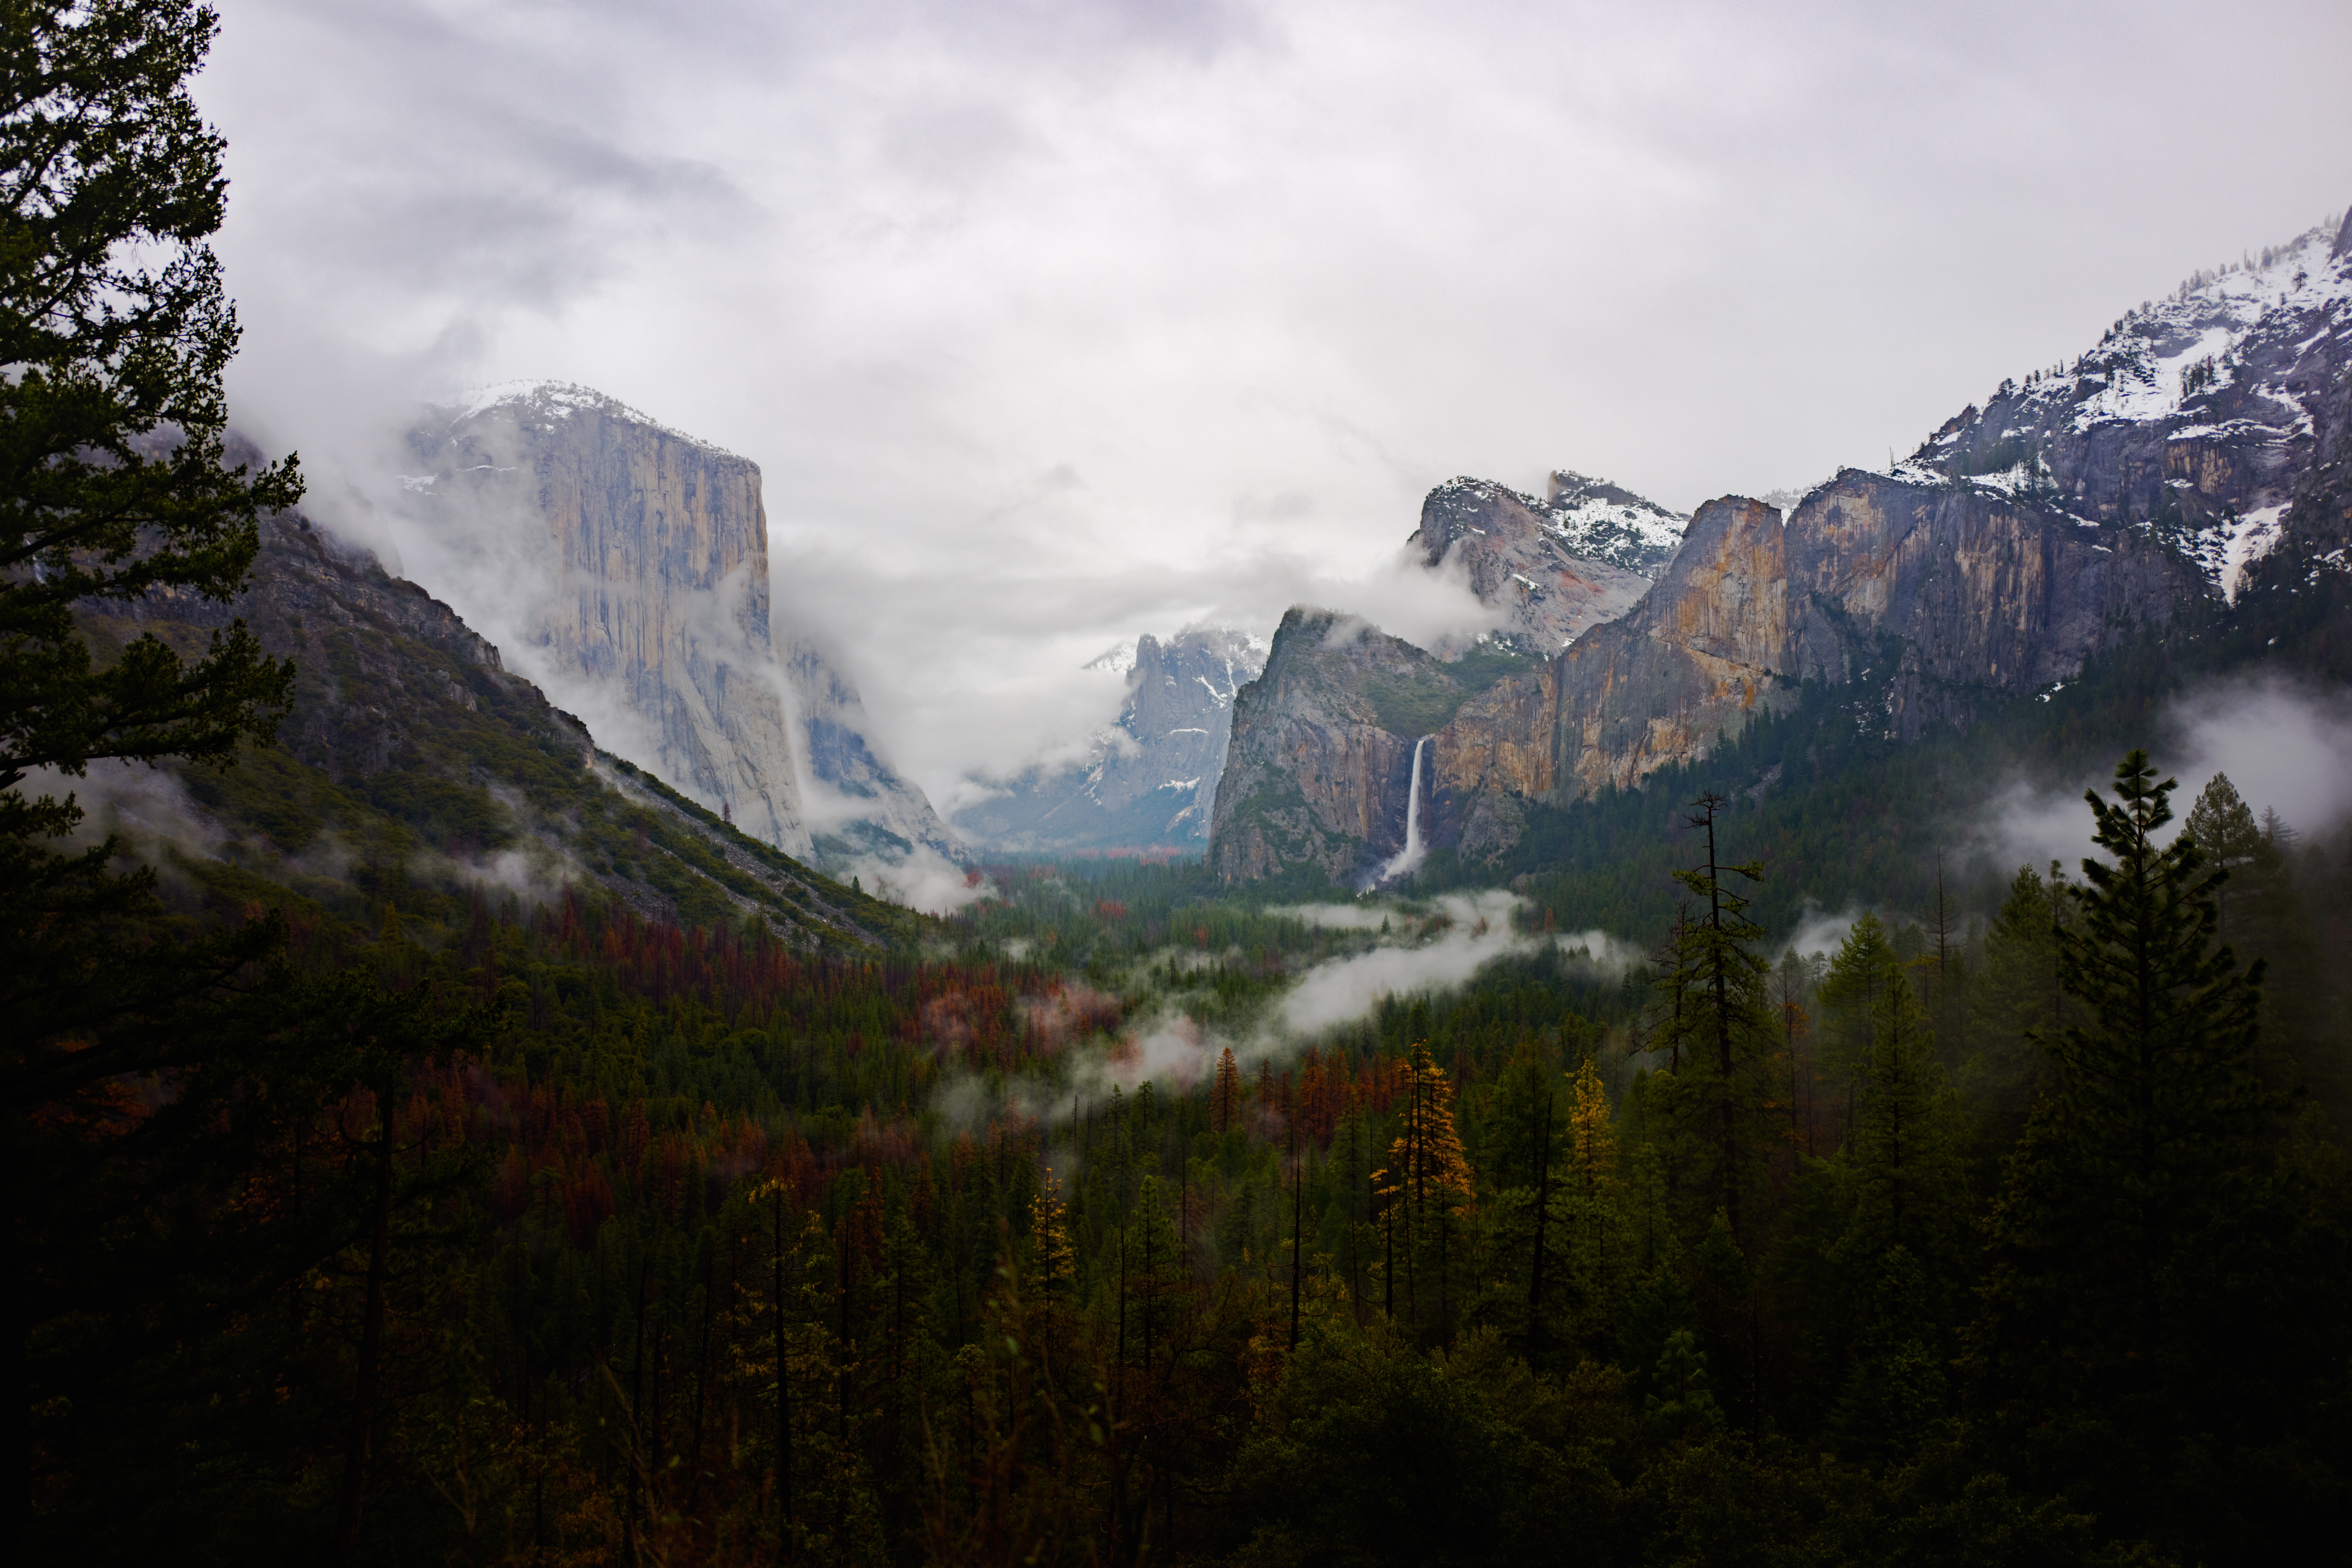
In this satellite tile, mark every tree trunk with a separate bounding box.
[334,1110,395,1559]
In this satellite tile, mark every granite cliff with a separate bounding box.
[396,382,955,867]
[1210,207,2352,883]
[1208,612,1537,883]
[955,627,1266,852]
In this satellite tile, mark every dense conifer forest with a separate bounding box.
[9,6,2351,1566]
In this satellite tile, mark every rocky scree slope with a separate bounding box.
[399,382,956,868]
[954,627,1265,852]
[1210,207,2352,883]
[78,488,912,951]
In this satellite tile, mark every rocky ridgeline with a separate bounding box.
[401,382,955,867]
[954,627,1266,852]
[1210,207,2352,884]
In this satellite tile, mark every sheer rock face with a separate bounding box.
[1407,475,1677,652]
[952,628,1266,852]
[401,383,953,864]
[1548,479,2205,798]
[1208,611,1438,883]
[1429,661,1557,861]
[1551,495,1787,798]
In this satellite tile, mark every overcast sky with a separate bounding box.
[201,0,2352,807]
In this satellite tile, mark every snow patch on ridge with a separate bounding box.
[439,380,746,460]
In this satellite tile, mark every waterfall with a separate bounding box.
[1377,735,1430,884]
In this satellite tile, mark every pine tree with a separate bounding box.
[1556,1055,1633,1359]
[1212,1046,1239,1134]
[1964,862,2074,1153]
[1387,1042,1472,1335]
[1028,1169,1074,1309]
[1819,912,1899,1148]
[2184,772,2262,940]
[1843,965,1966,1270]
[1971,751,2289,1556]
[4,6,305,1530]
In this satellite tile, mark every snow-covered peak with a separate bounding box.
[1539,470,1689,576]
[1862,210,2349,605]
[434,380,745,460]
[1917,212,2348,462]
[1423,473,1687,580]
[1084,640,1139,678]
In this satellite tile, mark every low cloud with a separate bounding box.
[1554,928,1647,979]
[933,889,1642,1139]
[1974,675,2352,877]
[1275,889,1527,1035]
[22,761,226,861]
[1778,901,1877,964]
[1270,901,1400,931]
[2165,676,2352,837]
[846,843,990,916]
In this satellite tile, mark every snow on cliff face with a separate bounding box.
[1409,475,1683,653]
[1894,211,2352,605]
[1539,470,1689,576]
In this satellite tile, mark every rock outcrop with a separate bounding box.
[1407,473,1683,651]
[956,628,1267,852]
[396,382,954,866]
[1208,611,1538,882]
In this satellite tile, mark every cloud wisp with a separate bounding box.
[1974,675,2352,878]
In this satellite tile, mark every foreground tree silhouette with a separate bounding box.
[2,2,308,1549]
[1967,750,2332,1562]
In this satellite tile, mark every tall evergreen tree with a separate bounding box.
[1969,751,2305,1561]
[3,3,305,1543]
[1962,862,2076,1158]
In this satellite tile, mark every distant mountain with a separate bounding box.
[952,627,1267,853]
[395,382,957,869]
[1209,205,2352,883]
[1406,472,1685,653]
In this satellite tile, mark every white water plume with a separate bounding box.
[1373,735,1430,886]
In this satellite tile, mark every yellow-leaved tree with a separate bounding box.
[1029,1169,1075,1308]
[1388,1043,1474,1335]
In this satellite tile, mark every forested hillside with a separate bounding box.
[11,7,2352,1567]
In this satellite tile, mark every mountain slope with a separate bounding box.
[75,487,918,951]
[1920,209,2350,601]
[954,627,1266,852]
